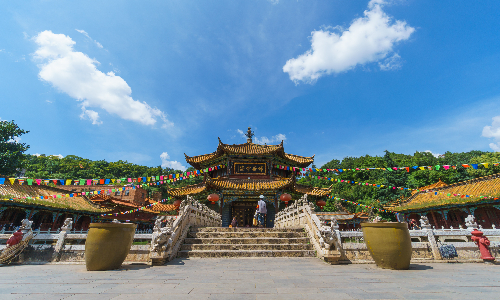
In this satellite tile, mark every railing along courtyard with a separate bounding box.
[2,196,499,263]
[0,196,221,264]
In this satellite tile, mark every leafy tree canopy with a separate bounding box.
[0,120,30,176]
[298,149,495,219]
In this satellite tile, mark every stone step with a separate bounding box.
[191,227,304,233]
[177,250,316,258]
[188,232,308,239]
[181,244,313,251]
[184,237,311,245]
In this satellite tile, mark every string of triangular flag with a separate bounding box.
[307,174,418,192]
[277,162,499,174]
[0,164,226,186]
[314,174,498,201]
[100,197,172,216]
[1,186,137,202]
[332,196,393,213]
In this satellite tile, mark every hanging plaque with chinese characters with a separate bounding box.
[233,163,267,175]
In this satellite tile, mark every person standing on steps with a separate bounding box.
[231,217,238,228]
[257,195,267,227]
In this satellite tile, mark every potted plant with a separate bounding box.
[85,221,137,271]
[361,217,412,270]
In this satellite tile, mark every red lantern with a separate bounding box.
[280,193,292,206]
[207,193,219,205]
[316,200,326,210]
[173,199,182,208]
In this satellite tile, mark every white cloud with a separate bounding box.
[45,100,52,104]
[482,116,500,151]
[160,152,187,171]
[283,0,415,83]
[75,29,103,48]
[32,153,64,159]
[33,30,173,128]
[424,150,442,158]
[8,136,21,143]
[236,129,286,145]
[254,134,286,145]
[80,107,102,125]
[379,53,402,71]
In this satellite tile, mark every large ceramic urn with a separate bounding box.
[85,223,137,271]
[361,222,412,270]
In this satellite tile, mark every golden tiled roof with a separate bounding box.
[394,174,500,212]
[167,183,207,197]
[185,139,314,168]
[284,153,315,165]
[0,181,108,213]
[184,153,219,165]
[222,142,282,155]
[148,203,177,212]
[294,183,332,197]
[89,194,141,208]
[417,179,448,192]
[206,177,293,191]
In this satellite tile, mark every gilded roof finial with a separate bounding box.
[245,127,254,143]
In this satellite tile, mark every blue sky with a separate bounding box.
[2,0,500,170]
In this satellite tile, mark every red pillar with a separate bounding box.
[441,210,449,228]
[430,211,438,228]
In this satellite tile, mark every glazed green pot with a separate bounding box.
[85,223,137,271]
[361,222,412,270]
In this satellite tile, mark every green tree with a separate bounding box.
[0,120,30,176]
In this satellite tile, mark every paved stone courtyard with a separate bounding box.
[1,258,499,299]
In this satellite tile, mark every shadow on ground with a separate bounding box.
[409,264,433,270]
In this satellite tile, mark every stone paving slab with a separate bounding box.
[0,258,499,299]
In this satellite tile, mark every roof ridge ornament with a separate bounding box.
[245,127,254,143]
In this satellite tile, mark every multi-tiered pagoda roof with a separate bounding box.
[168,129,329,199]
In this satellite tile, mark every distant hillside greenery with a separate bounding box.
[298,150,500,219]
[22,154,203,202]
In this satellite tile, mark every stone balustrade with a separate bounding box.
[274,194,344,264]
[339,226,500,262]
[3,199,500,264]
[0,195,221,265]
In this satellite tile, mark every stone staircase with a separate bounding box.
[178,227,316,258]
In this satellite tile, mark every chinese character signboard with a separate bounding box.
[234,163,267,175]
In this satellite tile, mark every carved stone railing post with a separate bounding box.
[419,216,441,260]
[149,195,221,265]
[51,218,73,262]
[274,194,344,264]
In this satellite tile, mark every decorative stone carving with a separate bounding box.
[465,215,478,230]
[151,216,175,254]
[419,216,432,230]
[318,222,338,251]
[19,219,33,233]
[60,218,73,231]
[330,218,339,230]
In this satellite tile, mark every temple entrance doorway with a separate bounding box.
[231,201,259,227]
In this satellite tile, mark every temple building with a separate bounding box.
[167,128,332,227]
[390,174,500,229]
[0,178,108,231]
